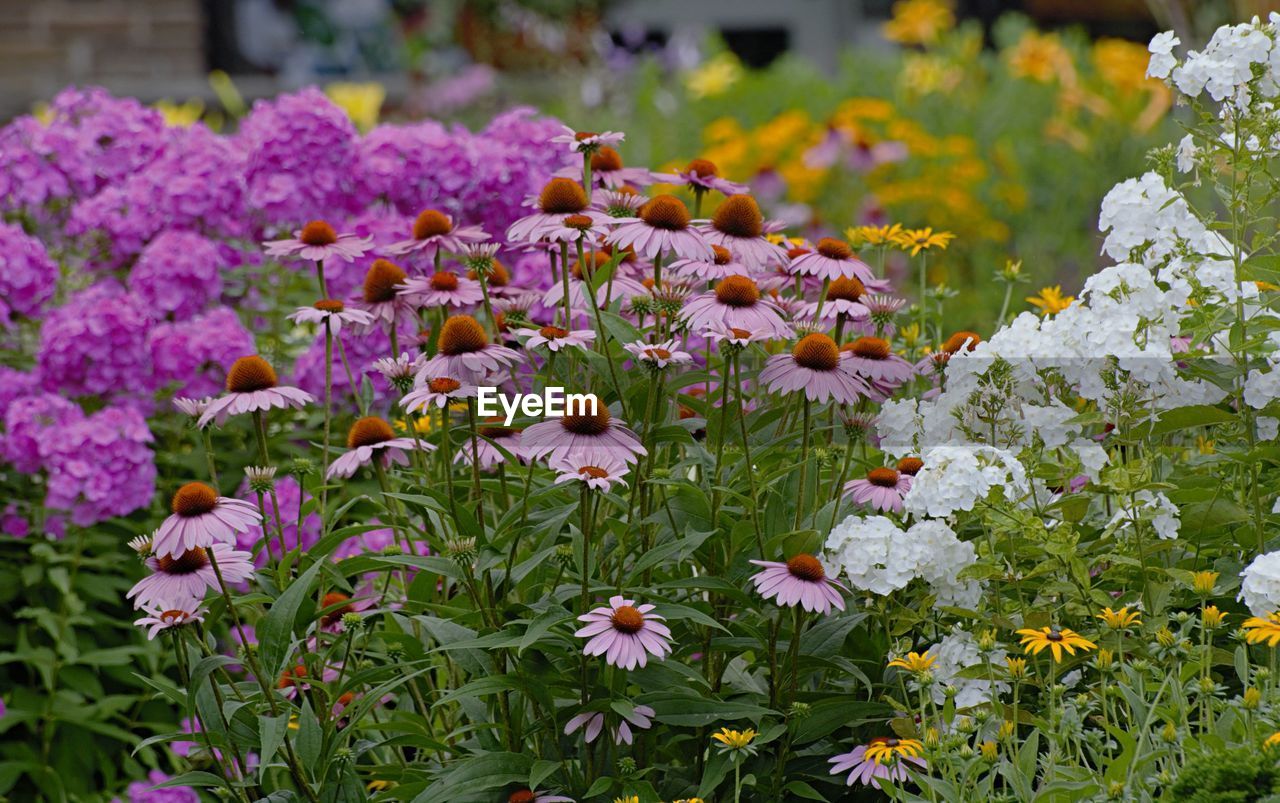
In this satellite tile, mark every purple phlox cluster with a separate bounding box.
[0,221,59,327]
[128,230,224,321]
[38,282,152,400]
[42,403,155,526]
[149,307,256,398]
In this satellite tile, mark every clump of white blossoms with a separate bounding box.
[901,446,1028,519]
[825,515,976,599]
[1105,490,1181,541]
[1240,551,1280,616]
[922,628,1009,709]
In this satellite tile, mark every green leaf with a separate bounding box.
[258,558,325,677]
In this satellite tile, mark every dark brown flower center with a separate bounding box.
[816,237,853,260]
[509,791,537,803]
[438,315,489,355]
[644,347,672,360]
[412,209,452,240]
[470,259,510,286]
[591,146,623,172]
[848,336,890,360]
[277,664,307,689]
[172,482,218,517]
[792,334,841,371]
[711,245,733,265]
[347,416,395,448]
[640,195,691,231]
[539,177,588,214]
[299,220,337,246]
[611,604,645,633]
[828,276,865,302]
[156,547,210,575]
[943,331,982,354]
[226,355,278,393]
[578,465,609,479]
[320,592,354,625]
[1047,630,1064,642]
[573,251,611,280]
[896,457,924,476]
[711,194,763,238]
[539,325,569,339]
[315,299,345,313]
[480,425,517,439]
[714,275,761,308]
[687,158,719,178]
[430,271,459,291]
[428,377,461,394]
[364,259,408,304]
[561,406,611,435]
[786,554,825,582]
[564,214,595,230]
[867,467,901,487]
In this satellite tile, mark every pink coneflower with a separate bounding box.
[704,322,767,348]
[538,212,614,247]
[507,178,612,244]
[505,789,575,803]
[555,146,653,188]
[679,275,793,339]
[652,158,748,196]
[669,245,753,282]
[172,397,213,419]
[316,591,376,633]
[748,554,847,614]
[522,402,647,466]
[597,188,647,218]
[551,454,631,492]
[397,270,484,309]
[759,333,870,404]
[288,299,375,336]
[401,376,479,413]
[417,315,522,383]
[829,739,927,789]
[550,126,625,153]
[263,220,374,263]
[127,543,254,609]
[385,209,488,260]
[466,248,520,298]
[456,422,524,471]
[698,195,788,270]
[806,276,870,322]
[542,252,650,312]
[842,337,915,386]
[564,703,657,745]
[152,481,262,558]
[516,325,596,353]
[352,259,419,335]
[134,603,207,640]
[843,468,913,513]
[623,339,693,370]
[326,416,435,479]
[789,238,875,283]
[198,356,314,427]
[370,352,418,391]
[914,330,981,374]
[575,595,672,670]
[605,195,714,262]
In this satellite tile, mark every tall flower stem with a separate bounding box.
[559,241,573,327]
[252,410,287,560]
[794,397,813,531]
[314,258,328,298]
[732,354,764,554]
[321,322,333,520]
[579,241,628,418]
[465,400,486,525]
[709,346,732,530]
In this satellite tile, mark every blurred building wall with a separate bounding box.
[0,0,205,117]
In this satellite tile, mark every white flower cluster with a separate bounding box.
[1240,550,1280,616]
[922,629,1009,709]
[1154,20,1278,108]
[825,515,977,600]
[1105,490,1181,541]
[901,446,1028,519]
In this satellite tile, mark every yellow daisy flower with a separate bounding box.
[1191,570,1219,596]
[1026,285,1074,315]
[1242,612,1280,647]
[887,651,936,674]
[882,0,955,47]
[1266,732,1280,750]
[1096,606,1141,630]
[895,227,955,256]
[846,223,905,247]
[325,82,385,133]
[711,727,758,753]
[1201,606,1227,629]
[864,736,925,765]
[1015,626,1097,662]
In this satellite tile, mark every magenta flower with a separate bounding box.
[326,417,435,479]
[550,125,625,153]
[288,299,374,336]
[760,333,870,404]
[551,454,631,492]
[264,220,374,263]
[456,423,525,471]
[152,481,262,558]
[669,244,754,282]
[401,376,479,413]
[541,260,650,313]
[127,543,255,609]
[516,325,596,353]
[134,603,207,640]
[537,212,614,246]
[623,339,694,370]
[789,238,876,283]
[397,270,484,309]
[829,741,927,789]
[521,403,647,466]
[679,276,793,340]
[385,209,488,261]
[555,146,653,188]
[605,195,713,262]
[652,158,748,196]
[352,259,419,335]
[806,276,871,322]
[507,178,612,244]
[748,555,847,614]
[843,468,913,513]
[198,356,314,427]
[575,595,673,670]
[564,703,657,744]
[698,194,788,270]
[417,315,521,384]
[842,336,915,387]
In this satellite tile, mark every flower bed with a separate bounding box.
[5,16,1280,803]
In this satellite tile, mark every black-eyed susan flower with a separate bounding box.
[888,651,936,675]
[894,227,955,257]
[1097,606,1142,630]
[711,727,758,756]
[829,737,927,789]
[1201,606,1227,629]
[1266,732,1280,751]
[1026,285,1075,315]
[1242,612,1280,647]
[1191,570,1219,596]
[1015,626,1096,662]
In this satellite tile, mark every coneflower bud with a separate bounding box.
[616,757,637,777]
[341,612,363,631]
[245,466,277,494]
[288,458,316,479]
[448,537,477,568]
[128,533,154,557]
